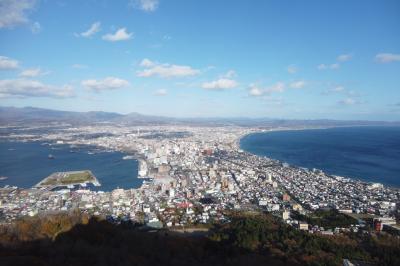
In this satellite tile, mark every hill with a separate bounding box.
[1,106,399,127]
[1,211,399,266]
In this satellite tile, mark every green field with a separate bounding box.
[41,171,94,186]
[60,171,94,185]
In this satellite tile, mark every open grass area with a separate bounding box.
[60,171,94,185]
[41,171,95,186]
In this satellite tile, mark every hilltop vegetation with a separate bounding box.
[291,209,358,229]
[0,211,399,266]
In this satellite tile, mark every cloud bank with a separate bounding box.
[202,78,238,90]
[0,0,37,28]
[81,77,130,92]
[375,53,400,63]
[0,79,74,98]
[0,56,19,70]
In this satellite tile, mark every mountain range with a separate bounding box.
[0,106,398,127]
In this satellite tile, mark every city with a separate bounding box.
[1,122,398,235]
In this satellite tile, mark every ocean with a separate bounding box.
[0,141,141,191]
[240,126,400,187]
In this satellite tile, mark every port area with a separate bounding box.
[35,170,101,189]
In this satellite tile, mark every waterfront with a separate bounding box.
[0,123,398,236]
[240,126,400,187]
[0,141,140,191]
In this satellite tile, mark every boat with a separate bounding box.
[0,176,8,181]
[48,154,55,159]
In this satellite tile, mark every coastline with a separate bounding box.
[237,126,400,189]
[0,140,142,191]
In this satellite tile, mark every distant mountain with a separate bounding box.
[116,112,177,124]
[0,106,399,127]
[0,106,123,124]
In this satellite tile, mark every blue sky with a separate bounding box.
[0,0,399,120]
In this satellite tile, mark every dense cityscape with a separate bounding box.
[1,123,398,236]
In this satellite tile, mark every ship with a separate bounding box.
[48,154,55,159]
[0,176,8,181]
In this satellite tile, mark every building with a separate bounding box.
[282,193,291,202]
[292,203,303,212]
[298,222,309,231]
[374,217,396,232]
[374,220,382,232]
[282,210,290,220]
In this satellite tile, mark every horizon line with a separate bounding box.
[1,105,400,123]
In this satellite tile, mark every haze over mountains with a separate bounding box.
[1,106,398,127]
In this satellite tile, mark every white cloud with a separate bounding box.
[319,55,350,70]
[323,86,361,98]
[287,65,297,74]
[317,63,340,70]
[19,67,48,77]
[81,77,130,92]
[72,64,88,69]
[338,97,357,106]
[80,21,101,38]
[202,78,238,90]
[153,89,167,96]
[137,60,200,78]
[163,35,172,41]
[0,79,74,98]
[322,86,345,95]
[139,58,155,67]
[375,53,400,63]
[330,63,340,69]
[248,82,285,97]
[248,84,264,96]
[346,90,358,96]
[268,82,285,93]
[0,56,19,70]
[289,80,306,89]
[0,0,37,29]
[260,96,285,106]
[330,86,345,92]
[222,70,236,78]
[30,21,41,33]
[102,28,133,42]
[337,54,352,62]
[130,0,159,12]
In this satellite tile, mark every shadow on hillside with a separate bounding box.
[0,217,288,266]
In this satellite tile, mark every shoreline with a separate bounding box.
[237,126,400,190]
[0,140,143,191]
